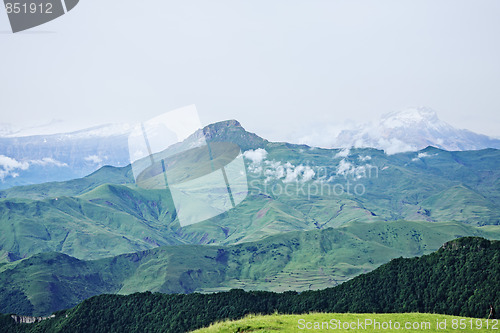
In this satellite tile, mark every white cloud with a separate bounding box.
[283,164,316,183]
[0,155,68,181]
[29,157,68,167]
[0,155,29,181]
[243,148,268,164]
[376,138,416,155]
[358,155,371,162]
[418,152,431,158]
[302,166,316,182]
[336,159,372,179]
[243,150,316,184]
[264,160,285,181]
[292,120,358,149]
[336,159,353,176]
[244,148,269,174]
[412,152,437,162]
[84,155,103,164]
[334,148,350,158]
[0,155,29,170]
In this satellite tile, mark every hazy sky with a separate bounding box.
[1,0,499,141]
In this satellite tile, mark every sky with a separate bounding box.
[1,0,499,142]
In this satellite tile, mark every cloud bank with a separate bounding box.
[0,155,68,181]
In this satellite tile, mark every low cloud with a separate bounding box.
[244,149,316,183]
[30,157,68,167]
[0,155,29,181]
[335,159,374,179]
[412,152,437,162]
[0,155,67,181]
[262,161,316,184]
[243,148,268,164]
[283,164,315,183]
[263,160,285,181]
[85,155,103,164]
[243,148,269,174]
[334,148,350,159]
[374,138,416,155]
[244,148,377,184]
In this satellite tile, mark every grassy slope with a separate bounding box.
[193,312,497,333]
[1,221,499,316]
[0,185,183,262]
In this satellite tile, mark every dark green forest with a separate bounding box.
[1,237,498,333]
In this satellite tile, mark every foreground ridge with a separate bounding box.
[1,237,497,333]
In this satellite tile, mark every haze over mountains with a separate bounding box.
[0,107,499,189]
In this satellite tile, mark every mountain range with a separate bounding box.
[1,107,499,189]
[1,121,499,262]
[0,119,499,317]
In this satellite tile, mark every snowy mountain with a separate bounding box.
[309,107,500,154]
[0,124,132,189]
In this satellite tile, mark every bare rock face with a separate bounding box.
[10,314,55,324]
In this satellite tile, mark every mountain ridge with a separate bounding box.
[2,111,500,188]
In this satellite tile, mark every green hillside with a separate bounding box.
[0,237,497,333]
[193,312,495,333]
[1,223,498,316]
[0,188,183,262]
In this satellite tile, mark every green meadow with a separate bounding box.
[193,312,498,333]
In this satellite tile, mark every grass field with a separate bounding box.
[192,312,499,332]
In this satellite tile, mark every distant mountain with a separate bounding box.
[2,109,499,188]
[295,107,500,154]
[0,124,133,189]
[333,107,500,154]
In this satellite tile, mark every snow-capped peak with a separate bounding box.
[297,107,500,154]
[380,107,441,129]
